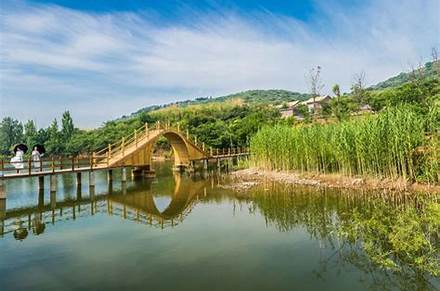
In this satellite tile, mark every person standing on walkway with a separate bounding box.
[31,146,41,171]
[11,149,24,173]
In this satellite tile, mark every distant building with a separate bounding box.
[303,95,332,112]
[277,100,301,118]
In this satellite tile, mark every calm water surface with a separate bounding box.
[1,162,439,291]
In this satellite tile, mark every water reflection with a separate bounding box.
[245,182,440,291]
[0,168,438,291]
[1,173,209,239]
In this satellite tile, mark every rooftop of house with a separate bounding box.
[276,100,301,109]
[304,95,331,104]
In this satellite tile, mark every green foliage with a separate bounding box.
[45,119,64,155]
[368,78,440,111]
[61,111,74,142]
[250,105,440,183]
[0,117,23,155]
[24,120,38,148]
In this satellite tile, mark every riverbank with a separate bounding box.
[228,168,440,193]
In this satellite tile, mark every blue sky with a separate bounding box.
[1,0,439,128]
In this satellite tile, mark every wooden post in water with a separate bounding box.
[89,171,95,187]
[50,174,57,193]
[76,172,82,186]
[203,159,208,171]
[0,195,5,236]
[121,168,127,183]
[107,169,113,183]
[122,181,127,195]
[38,176,44,191]
[0,175,5,200]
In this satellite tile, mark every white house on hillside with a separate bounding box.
[277,100,301,118]
[303,95,332,112]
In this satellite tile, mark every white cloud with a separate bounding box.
[0,0,439,127]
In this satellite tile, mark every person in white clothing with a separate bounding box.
[11,149,24,173]
[32,147,41,170]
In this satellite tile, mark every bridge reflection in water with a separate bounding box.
[0,173,210,240]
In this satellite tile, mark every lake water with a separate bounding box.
[1,162,439,291]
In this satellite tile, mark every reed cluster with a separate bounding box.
[250,105,440,183]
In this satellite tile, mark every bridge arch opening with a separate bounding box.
[131,130,193,175]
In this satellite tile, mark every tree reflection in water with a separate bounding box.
[246,182,440,291]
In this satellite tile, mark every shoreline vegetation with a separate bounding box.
[247,105,440,190]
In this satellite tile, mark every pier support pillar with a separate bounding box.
[122,181,127,195]
[50,190,56,210]
[0,178,5,200]
[89,186,95,201]
[121,168,127,183]
[107,170,113,182]
[203,159,208,171]
[0,197,5,237]
[76,172,82,186]
[38,176,44,191]
[76,185,82,200]
[50,175,57,193]
[89,171,95,187]
[38,188,44,208]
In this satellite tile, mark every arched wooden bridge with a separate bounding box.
[0,121,249,182]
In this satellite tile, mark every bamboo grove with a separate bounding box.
[250,105,440,183]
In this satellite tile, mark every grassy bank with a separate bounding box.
[250,105,440,184]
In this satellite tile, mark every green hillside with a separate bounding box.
[130,89,309,118]
[371,60,439,89]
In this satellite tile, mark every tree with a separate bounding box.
[332,84,343,120]
[0,117,23,155]
[24,120,38,149]
[306,66,325,115]
[45,119,63,155]
[61,111,74,142]
[351,71,367,105]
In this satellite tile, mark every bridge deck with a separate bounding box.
[1,153,249,180]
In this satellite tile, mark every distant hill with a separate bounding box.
[129,89,310,118]
[371,60,439,90]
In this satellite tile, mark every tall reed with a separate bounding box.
[250,105,440,183]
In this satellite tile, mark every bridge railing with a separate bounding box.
[1,155,98,177]
[93,121,250,163]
